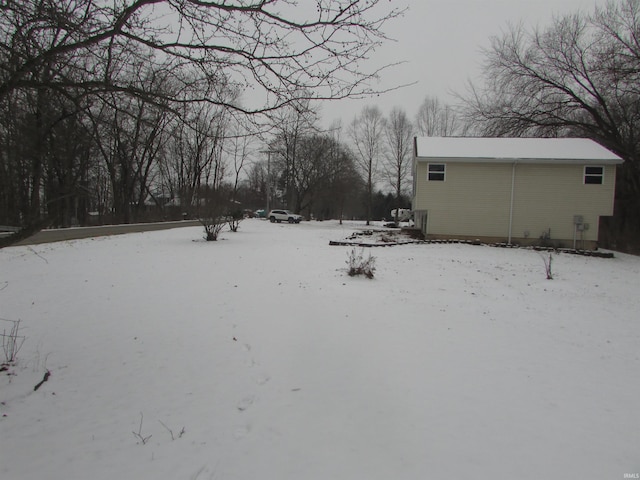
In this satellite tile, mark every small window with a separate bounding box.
[428,163,446,181]
[584,166,604,184]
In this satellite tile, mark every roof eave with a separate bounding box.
[414,156,625,165]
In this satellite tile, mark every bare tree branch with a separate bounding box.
[0,0,406,113]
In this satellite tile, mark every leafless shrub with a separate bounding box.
[132,412,152,445]
[159,420,186,441]
[1,318,25,364]
[227,210,243,233]
[541,253,554,280]
[346,248,376,279]
[199,192,230,241]
[200,217,226,241]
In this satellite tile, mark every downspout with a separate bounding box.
[508,161,517,245]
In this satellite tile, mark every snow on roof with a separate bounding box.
[414,137,623,164]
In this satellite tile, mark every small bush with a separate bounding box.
[541,252,553,280]
[201,219,225,241]
[346,248,376,279]
[198,193,228,241]
[1,318,25,364]
[228,209,243,233]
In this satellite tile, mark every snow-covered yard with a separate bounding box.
[1,219,639,480]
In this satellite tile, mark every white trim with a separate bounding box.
[416,156,622,166]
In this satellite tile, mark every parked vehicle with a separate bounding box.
[390,209,412,222]
[268,209,303,223]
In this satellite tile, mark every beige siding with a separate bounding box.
[413,161,617,245]
[511,164,616,243]
[414,162,512,238]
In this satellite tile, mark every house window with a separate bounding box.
[428,163,446,181]
[584,166,604,184]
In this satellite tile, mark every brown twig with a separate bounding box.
[33,370,51,391]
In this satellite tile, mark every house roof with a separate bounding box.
[414,137,624,164]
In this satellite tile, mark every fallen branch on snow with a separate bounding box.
[33,370,51,391]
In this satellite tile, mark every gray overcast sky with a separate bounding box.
[318,0,607,127]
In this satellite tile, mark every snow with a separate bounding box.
[414,137,624,163]
[1,219,639,480]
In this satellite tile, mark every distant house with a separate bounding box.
[412,137,623,249]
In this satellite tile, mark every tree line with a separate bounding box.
[0,0,403,241]
[1,0,639,251]
[248,96,467,225]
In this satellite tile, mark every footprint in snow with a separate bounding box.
[237,395,255,411]
[254,373,270,385]
[234,424,251,439]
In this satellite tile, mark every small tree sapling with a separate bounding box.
[541,252,553,280]
[1,318,25,364]
[132,412,152,445]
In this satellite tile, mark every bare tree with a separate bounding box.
[462,0,640,250]
[245,161,268,210]
[0,1,405,112]
[320,124,362,222]
[226,118,255,231]
[269,99,320,210]
[160,101,230,213]
[0,0,406,245]
[415,96,462,137]
[227,120,255,204]
[44,104,93,227]
[87,85,172,224]
[349,106,385,225]
[291,134,327,217]
[0,75,94,229]
[384,107,413,224]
